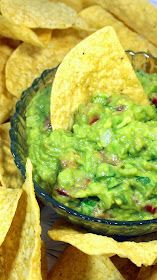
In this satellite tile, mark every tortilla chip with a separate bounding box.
[137,265,157,280]
[50,26,148,130]
[79,5,157,57]
[0,159,42,279]
[6,29,82,98]
[48,245,124,280]
[0,15,46,47]
[50,0,83,12]
[0,122,23,188]
[91,0,157,47]
[0,0,89,31]
[48,221,157,267]
[0,38,17,124]
[0,187,22,246]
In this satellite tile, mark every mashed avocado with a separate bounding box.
[26,71,157,221]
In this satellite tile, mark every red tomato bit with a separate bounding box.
[89,116,99,125]
[56,189,69,197]
[144,204,157,214]
[152,97,157,106]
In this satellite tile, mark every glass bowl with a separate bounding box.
[10,50,157,238]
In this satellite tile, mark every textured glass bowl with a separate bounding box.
[10,51,157,238]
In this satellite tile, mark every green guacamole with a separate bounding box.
[26,71,157,221]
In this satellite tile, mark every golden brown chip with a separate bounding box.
[0,15,46,47]
[0,122,23,188]
[50,26,148,130]
[48,221,157,267]
[0,0,89,31]
[0,38,17,124]
[79,5,157,57]
[0,159,42,279]
[48,245,124,280]
[6,29,82,98]
[89,0,157,47]
[0,187,22,246]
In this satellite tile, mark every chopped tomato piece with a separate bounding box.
[152,97,157,106]
[144,204,156,214]
[56,188,69,197]
[89,116,99,125]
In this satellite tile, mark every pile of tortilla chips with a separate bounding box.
[1,0,157,279]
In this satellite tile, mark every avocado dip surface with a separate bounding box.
[26,71,157,221]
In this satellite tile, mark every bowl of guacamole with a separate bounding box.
[10,51,157,237]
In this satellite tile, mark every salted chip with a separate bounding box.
[50,26,148,130]
[0,159,42,279]
[0,187,22,246]
[48,221,157,267]
[6,29,82,98]
[91,0,157,47]
[0,122,23,188]
[79,5,157,57]
[0,0,90,31]
[48,245,124,280]
[0,16,45,47]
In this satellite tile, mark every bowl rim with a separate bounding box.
[10,50,157,227]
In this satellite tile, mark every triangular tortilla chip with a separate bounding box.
[0,38,17,125]
[0,187,22,246]
[48,221,157,267]
[79,5,157,57]
[0,0,89,31]
[0,15,46,47]
[50,26,148,130]
[6,29,82,98]
[48,246,124,280]
[0,122,23,188]
[0,159,42,279]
